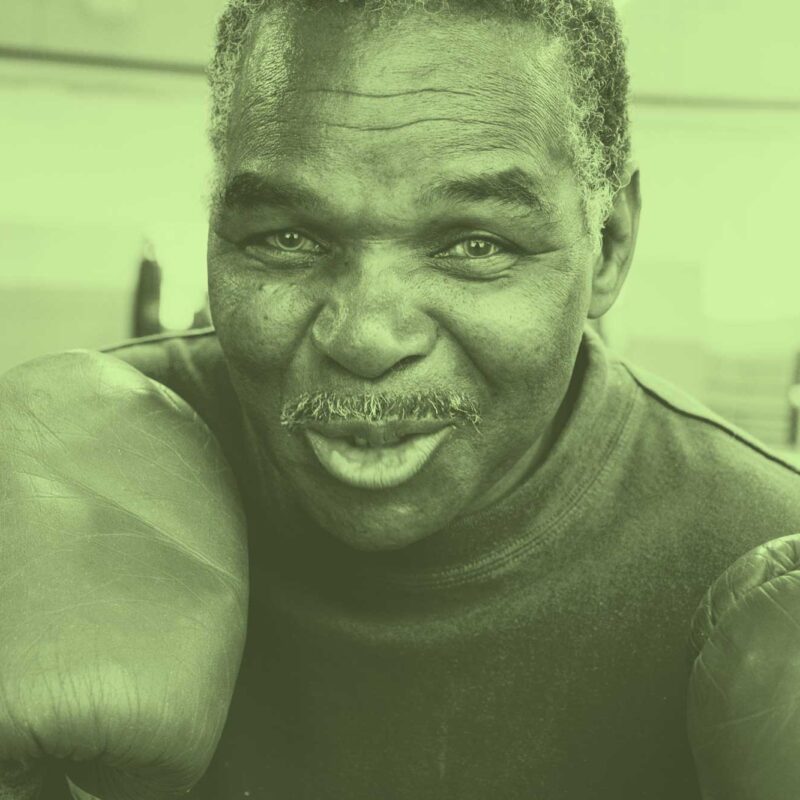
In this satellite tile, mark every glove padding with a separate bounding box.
[687,534,800,800]
[0,350,249,800]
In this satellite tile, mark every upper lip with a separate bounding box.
[306,419,451,447]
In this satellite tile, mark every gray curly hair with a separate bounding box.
[207,0,631,237]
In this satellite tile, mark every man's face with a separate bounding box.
[208,6,602,551]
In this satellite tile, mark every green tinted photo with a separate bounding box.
[1,1,800,798]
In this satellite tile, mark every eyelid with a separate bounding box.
[434,233,514,257]
[245,228,326,252]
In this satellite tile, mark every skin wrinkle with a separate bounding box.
[305,87,481,98]
[303,117,513,133]
[223,56,567,175]
[226,13,570,169]
[231,98,559,151]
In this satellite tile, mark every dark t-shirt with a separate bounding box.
[85,326,800,798]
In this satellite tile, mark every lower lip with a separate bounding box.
[305,427,453,489]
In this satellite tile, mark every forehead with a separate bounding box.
[225,6,574,211]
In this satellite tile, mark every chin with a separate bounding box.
[304,490,453,552]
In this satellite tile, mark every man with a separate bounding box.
[3,1,800,798]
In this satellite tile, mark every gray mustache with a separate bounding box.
[280,391,482,431]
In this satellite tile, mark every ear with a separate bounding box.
[587,168,641,319]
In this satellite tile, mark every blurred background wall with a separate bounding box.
[1,0,799,460]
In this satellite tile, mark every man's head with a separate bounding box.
[205,0,641,551]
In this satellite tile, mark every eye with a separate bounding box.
[264,230,322,253]
[441,237,506,259]
[239,229,325,270]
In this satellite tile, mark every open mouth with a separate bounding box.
[305,426,453,489]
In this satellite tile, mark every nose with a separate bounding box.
[310,263,437,380]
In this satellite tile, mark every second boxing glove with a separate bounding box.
[687,534,800,800]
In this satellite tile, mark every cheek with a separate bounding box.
[449,268,589,395]
[208,261,314,369]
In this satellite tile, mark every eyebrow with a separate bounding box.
[423,167,555,217]
[220,172,329,213]
[220,166,555,217]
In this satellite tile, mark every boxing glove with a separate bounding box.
[687,534,800,799]
[0,350,249,799]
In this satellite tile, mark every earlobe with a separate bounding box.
[587,168,641,320]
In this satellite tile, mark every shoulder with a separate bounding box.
[610,352,800,551]
[621,356,800,478]
[575,343,800,603]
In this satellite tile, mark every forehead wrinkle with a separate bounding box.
[236,86,559,144]
[234,63,569,166]
[302,87,480,99]
[314,116,524,133]
[235,18,569,139]
[232,110,556,165]
[229,102,566,190]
